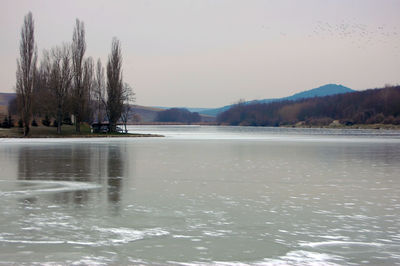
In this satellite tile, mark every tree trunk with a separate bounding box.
[75,116,80,133]
[57,108,62,134]
[22,98,31,136]
[23,121,30,136]
[109,121,116,133]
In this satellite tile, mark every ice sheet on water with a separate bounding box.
[69,255,114,265]
[0,180,101,197]
[298,240,396,255]
[0,239,65,244]
[268,250,344,265]
[92,226,169,245]
[299,240,385,248]
[172,235,194,239]
[0,227,170,247]
[317,235,350,240]
[169,250,343,266]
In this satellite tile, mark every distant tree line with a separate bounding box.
[156,108,201,123]
[217,86,400,126]
[14,12,134,136]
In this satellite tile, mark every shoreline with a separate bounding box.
[0,126,164,139]
[1,123,399,139]
[214,123,400,130]
[282,124,400,130]
[0,133,164,139]
[128,122,400,130]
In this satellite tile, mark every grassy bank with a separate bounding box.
[0,124,163,138]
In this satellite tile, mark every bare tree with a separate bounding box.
[35,50,53,118]
[71,19,86,133]
[120,83,135,133]
[106,38,124,132]
[16,12,37,136]
[82,56,94,124]
[49,44,72,134]
[95,58,105,123]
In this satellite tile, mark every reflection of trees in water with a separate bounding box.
[17,145,93,181]
[16,143,127,208]
[17,147,35,181]
[107,145,124,213]
[17,144,95,205]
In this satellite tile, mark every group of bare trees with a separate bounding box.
[15,12,134,136]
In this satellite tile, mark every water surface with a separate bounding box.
[0,126,399,265]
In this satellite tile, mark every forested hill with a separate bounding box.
[248,84,354,104]
[200,84,354,116]
[217,86,400,127]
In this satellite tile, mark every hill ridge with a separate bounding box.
[198,84,354,116]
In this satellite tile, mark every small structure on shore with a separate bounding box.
[91,122,111,133]
[91,122,124,133]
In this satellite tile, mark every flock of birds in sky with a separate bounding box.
[262,20,400,52]
[312,21,399,49]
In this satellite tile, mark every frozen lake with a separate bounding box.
[0,125,400,265]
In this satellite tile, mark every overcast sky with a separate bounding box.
[1,0,399,107]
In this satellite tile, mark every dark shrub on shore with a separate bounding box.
[42,116,51,127]
[63,116,73,125]
[1,117,10,128]
[53,120,60,127]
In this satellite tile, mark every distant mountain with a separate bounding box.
[199,84,355,116]
[256,84,354,103]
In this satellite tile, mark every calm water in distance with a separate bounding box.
[0,125,400,265]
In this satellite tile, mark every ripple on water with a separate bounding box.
[299,241,387,254]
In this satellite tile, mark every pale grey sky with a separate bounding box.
[1,0,399,107]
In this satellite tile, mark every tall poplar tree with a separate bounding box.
[16,12,37,136]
